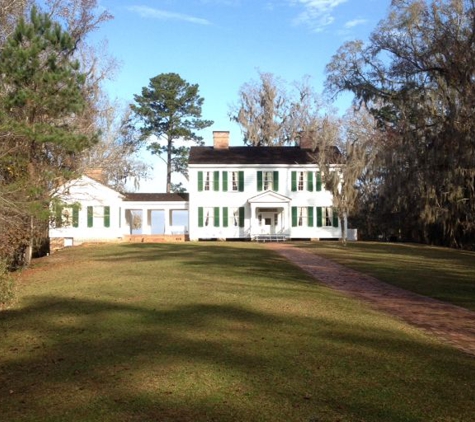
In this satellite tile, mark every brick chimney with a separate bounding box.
[85,168,106,183]
[213,131,230,149]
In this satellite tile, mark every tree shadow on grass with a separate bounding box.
[2,296,475,422]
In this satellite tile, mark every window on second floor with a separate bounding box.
[198,171,220,191]
[221,171,244,192]
[291,171,322,192]
[257,171,279,191]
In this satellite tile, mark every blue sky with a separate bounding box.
[91,0,391,191]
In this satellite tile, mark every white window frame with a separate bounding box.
[297,207,308,227]
[297,171,306,191]
[263,171,273,190]
[203,207,214,227]
[323,207,333,227]
[204,171,212,191]
[231,171,239,191]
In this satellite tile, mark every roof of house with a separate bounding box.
[124,193,189,202]
[188,146,341,165]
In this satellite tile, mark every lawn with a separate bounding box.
[1,242,475,422]
[296,241,475,311]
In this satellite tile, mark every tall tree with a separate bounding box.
[230,72,330,146]
[325,0,475,249]
[80,99,149,191]
[131,73,213,193]
[0,7,93,265]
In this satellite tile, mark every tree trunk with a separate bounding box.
[340,216,347,246]
[166,136,172,193]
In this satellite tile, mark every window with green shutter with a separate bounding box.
[55,204,63,228]
[273,171,279,191]
[104,206,110,228]
[238,171,244,192]
[307,171,314,191]
[239,207,245,228]
[198,207,204,227]
[307,206,314,227]
[333,208,339,227]
[87,206,93,227]
[316,172,322,191]
[316,207,323,227]
[198,171,203,191]
[72,206,79,228]
[291,206,297,227]
[257,171,263,191]
[222,171,228,191]
[291,171,297,191]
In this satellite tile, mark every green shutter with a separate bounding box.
[104,206,110,228]
[239,207,245,228]
[239,171,244,192]
[55,204,63,228]
[291,171,297,191]
[308,206,314,227]
[87,206,93,228]
[316,172,322,191]
[257,171,263,191]
[198,171,203,191]
[273,171,279,191]
[333,208,339,227]
[213,171,220,191]
[72,206,79,228]
[317,207,323,227]
[198,207,204,227]
[222,171,228,192]
[214,207,220,227]
[307,171,314,191]
[223,207,228,227]
[291,207,297,227]
[118,207,121,228]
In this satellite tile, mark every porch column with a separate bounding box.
[142,208,152,235]
[249,203,258,238]
[164,208,171,235]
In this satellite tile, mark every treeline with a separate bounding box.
[325,0,475,249]
[231,1,475,250]
[0,1,147,271]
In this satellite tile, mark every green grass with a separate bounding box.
[1,242,475,421]
[296,241,475,311]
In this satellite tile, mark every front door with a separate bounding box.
[259,211,278,235]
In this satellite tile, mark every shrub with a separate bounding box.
[0,260,15,309]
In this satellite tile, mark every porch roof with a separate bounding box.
[124,193,189,202]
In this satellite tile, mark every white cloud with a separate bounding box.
[344,18,368,28]
[291,0,348,32]
[127,6,211,25]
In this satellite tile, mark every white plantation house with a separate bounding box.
[49,131,349,249]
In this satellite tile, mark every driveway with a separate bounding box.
[267,242,475,356]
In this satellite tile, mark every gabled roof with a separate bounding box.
[188,146,341,165]
[247,190,291,204]
[124,193,189,202]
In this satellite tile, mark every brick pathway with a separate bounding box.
[267,243,475,357]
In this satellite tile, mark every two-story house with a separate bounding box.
[187,131,344,241]
[49,131,345,248]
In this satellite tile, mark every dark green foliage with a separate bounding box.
[131,73,213,193]
[0,7,94,266]
[326,0,475,249]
